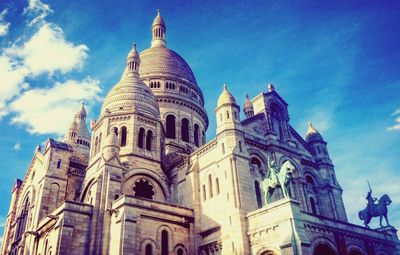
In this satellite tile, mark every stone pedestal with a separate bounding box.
[246,198,310,255]
[376,226,400,254]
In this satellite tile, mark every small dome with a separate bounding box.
[244,94,253,110]
[152,9,165,27]
[217,84,237,107]
[305,122,324,143]
[101,44,160,118]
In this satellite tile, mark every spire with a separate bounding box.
[127,42,140,74]
[244,94,254,118]
[75,102,87,120]
[151,9,166,47]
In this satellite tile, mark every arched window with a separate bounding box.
[98,133,102,153]
[270,104,284,140]
[181,118,189,142]
[120,126,127,147]
[216,178,220,195]
[306,175,316,192]
[227,111,230,119]
[208,174,213,198]
[202,185,206,201]
[44,239,48,255]
[51,183,61,208]
[177,248,184,255]
[313,244,336,255]
[133,179,155,199]
[166,115,176,139]
[194,124,199,147]
[310,197,317,214]
[255,181,262,208]
[161,230,169,255]
[145,244,153,255]
[146,130,153,151]
[57,159,61,169]
[16,198,30,239]
[221,143,225,154]
[113,127,118,136]
[138,128,145,148]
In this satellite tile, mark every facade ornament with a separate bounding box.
[358,180,392,228]
[261,156,295,204]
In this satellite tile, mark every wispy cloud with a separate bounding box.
[13,143,21,151]
[387,108,400,131]
[10,77,101,135]
[0,9,10,36]
[24,0,53,27]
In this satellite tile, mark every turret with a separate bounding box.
[63,103,91,159]
[243,94,254,118]
[215,84,242,135]
[102,131,120,161]
[305,122,331,164]
[151,9,166,47]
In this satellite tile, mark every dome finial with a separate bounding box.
[127,41,140,74]
[151,9,166,47]
[268,83,275,92]
[223,84,227,90]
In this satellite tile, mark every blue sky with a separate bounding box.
[1,0,400,241]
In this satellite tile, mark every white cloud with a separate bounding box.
[0,55,30,117]
[387,108,400,131]
[10,77,101,135]
[0,22,90,119]
[0,9,10,36]
[14,143,21,151]
[24,0,53,27]
[6,23,89,76]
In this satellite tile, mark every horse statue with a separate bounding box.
[261,160,295,204]
[359,194,392,228]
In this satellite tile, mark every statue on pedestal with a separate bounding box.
[261,157,295,204]
[359,181,392,228]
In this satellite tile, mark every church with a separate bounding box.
[1,10,399,255]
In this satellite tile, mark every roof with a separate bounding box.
[217,84,237,107]
[48,138,73,151]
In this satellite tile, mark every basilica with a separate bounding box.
[1,11,399,255]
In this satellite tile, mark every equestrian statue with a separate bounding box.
[261,158,295,205]
[358,180,392,228]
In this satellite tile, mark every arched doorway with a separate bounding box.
[349,250,363,255]
[260,251,277,255]
[314,244,336,255]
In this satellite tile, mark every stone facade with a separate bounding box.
[1,10,400,255]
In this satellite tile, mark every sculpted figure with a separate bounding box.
[261,158,295,205]
[359,182,392,228]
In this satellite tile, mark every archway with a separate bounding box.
[349,250,363,255]
[314,244,336,255]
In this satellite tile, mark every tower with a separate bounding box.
[215,84,242,135]
[244,94,254,118]
[63,103,91,160]
[305,122,347,221]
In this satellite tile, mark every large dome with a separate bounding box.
[139,47,198,86]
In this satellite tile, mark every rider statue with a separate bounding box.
[267,157,280,188]
[366,189,378,217]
